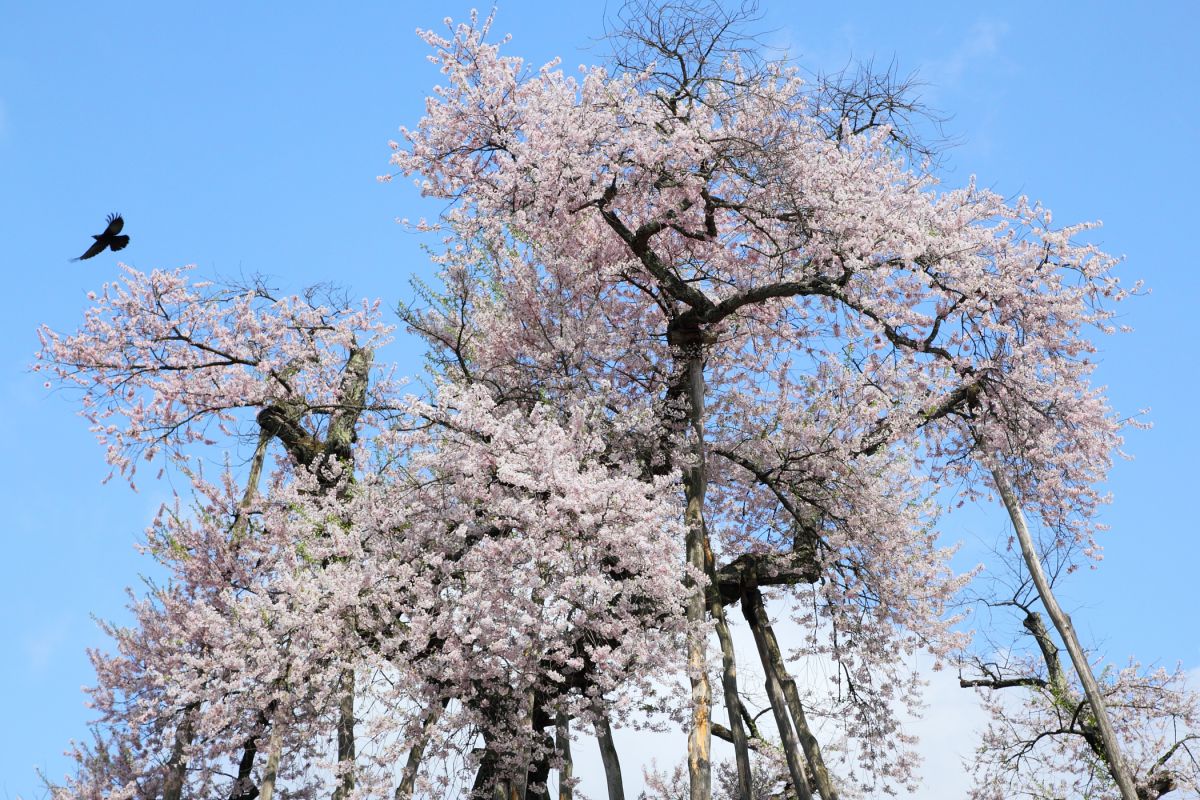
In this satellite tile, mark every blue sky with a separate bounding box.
[2,2,1197,797]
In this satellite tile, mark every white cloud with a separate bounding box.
[901,664,990,798]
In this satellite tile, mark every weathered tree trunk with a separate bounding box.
[258,726,284,800]
[331,668,356,800]
[703,538,753,800]
[510,694,538,800]
[742,594,813,800]
[555,712,573,800]
[989,464,1138,800]
[594,711,626,800]
[676,332,712,800]
[1022,610,1071,698]
[743,586,838,800]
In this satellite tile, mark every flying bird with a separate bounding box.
[73,213,130,261]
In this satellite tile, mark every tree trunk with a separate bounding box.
[472,745,499,800]
[678,337,712,800]
[742,594,812,800]
[555,712,573,800]
[331,668,356,800]
[594,712,626,800]
[258,726,284,800]
[703,539,753,800]
[743,585,838,800]
[1022,610,1071,699]
[396,699,446,800]
[162,702,198,800]
[989,464,1138,800]
[510,694,536,800]
[229,734,260,800]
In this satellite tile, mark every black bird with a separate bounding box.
[73,213,130,261]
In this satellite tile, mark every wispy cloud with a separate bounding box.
[925,20,1009,89]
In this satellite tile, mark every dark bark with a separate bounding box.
[594,712,626,800]
[522,703,556,800]
[741,594,812,800]
[712,724,763,752]
[1138,772,1178,800]
[162,703,198,800]
[742,586,838,800]
[524,731,554,800]
[556,713,573,800]
[228,734,261,800]
[957,676,1047,690]
[256,403,319,468]
[1022,611,1069,697]
[396,699,447,800]
[331,669,356,800]
[472,746,500,800]
[714,551,821,607]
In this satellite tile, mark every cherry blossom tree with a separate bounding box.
[35,3,1198,800]
[37,267,691,799]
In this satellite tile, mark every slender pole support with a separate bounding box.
[703,539,754,800]
[742,594,812,800]
[989,464,1138,800]
[743,585,839,799]
[258,726,284,800]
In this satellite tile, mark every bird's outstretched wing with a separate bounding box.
[110,235,130,252]
[73,240,108,261]
[102,213,124,236]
